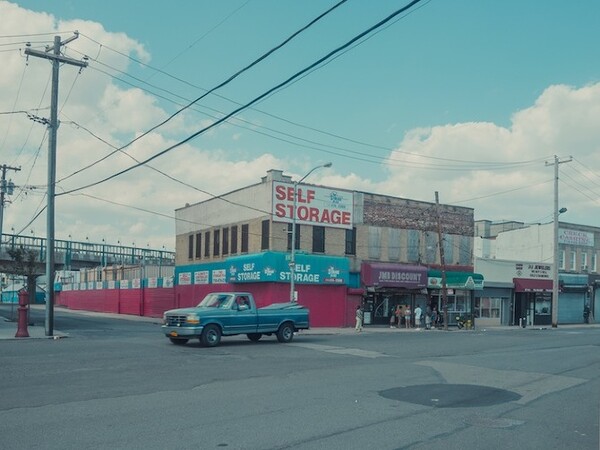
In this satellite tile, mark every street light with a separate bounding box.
[552,206,567,328]
[289,162,332,302]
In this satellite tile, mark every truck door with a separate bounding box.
[229,295,257,334]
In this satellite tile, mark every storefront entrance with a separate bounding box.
[514,292,552,326]
[365,291,428,326]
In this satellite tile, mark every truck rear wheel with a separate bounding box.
[276,322,295,343]
[201,324,221,347]
[247,333,262,342]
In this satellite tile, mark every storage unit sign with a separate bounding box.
[272,181,353,229]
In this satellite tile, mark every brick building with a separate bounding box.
[174,169,482,327]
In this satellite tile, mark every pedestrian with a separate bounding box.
[431,307,438,329]
[395,304,403,328]
[584,304,591,324]
[355,305,364,332]
[389,307,396,328]
[425,307,432,330]
[414,305,422,330]
[404,305,412,329]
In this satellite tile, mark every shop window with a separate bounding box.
[195,232,202,259]
[222,227,229,255]
[312,226,325,253]
[188,234,193,259]
[213,229,220,256]
[241,224,249,253]
[475,297,502,318]
[204,231,211,258]
[261,220,269,250]
[345,227,356,255]
[535,296,551,316]
[231,226,238,254]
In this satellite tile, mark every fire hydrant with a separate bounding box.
[15,289,29,338]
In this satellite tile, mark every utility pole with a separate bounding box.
[0,164,20,242]
[545,155,572,328]
[435,191,449,331]
[25,32,88,336]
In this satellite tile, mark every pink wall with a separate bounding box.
[57,282,356,327]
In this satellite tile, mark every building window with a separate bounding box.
[312,226,325,253]
[204,231,211,258]
[388,228,400,260]
[407,230,419,262]
[195,233,202,259]
[345,227,356,255]
[188,235,193,259]
[241,224,249,253]
[231,226,238,254]
[213,229,220,256]
[261,220,270,250]
[368,227,381,259]
[559,250,565,270]
[425,233,437,264]
[570,251,576,271]
[287,223,300,251]
[592,253,597,272]
[222,227,229,255]
[443,234,453,265]
[581,252,588,271]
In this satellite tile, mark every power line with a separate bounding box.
[64,0,348,183]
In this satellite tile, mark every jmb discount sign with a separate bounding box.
[272,181,353,229]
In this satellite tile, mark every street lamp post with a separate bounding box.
[289,162,332,302]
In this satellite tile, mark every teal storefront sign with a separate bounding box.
[227,252,349,285]
[176,252,349,286]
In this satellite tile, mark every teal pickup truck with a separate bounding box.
[162,292,310,347]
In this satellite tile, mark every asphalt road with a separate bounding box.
[1,305,599,450]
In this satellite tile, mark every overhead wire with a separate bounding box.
[62,0,349,184]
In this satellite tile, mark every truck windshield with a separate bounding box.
[197,294,234,308]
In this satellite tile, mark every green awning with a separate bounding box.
[427,270,484,290]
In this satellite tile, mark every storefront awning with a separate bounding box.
[513,278,552,293]
[361,262,427,289]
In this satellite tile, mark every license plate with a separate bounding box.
[170,331,178,337]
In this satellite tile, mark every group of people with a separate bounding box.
[355,304,443,332]
[388,304,438,330]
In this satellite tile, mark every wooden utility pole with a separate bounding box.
[435,191,449,331]
[25,33,87,336]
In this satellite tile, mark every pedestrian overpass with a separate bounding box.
[0,234,175,276]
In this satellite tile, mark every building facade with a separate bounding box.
[174,170,482,327]
[475,220,600,324]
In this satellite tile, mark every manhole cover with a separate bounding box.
[380,383,521,408]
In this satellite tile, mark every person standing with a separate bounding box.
[404,305,412,329]
[395,304,403,328]
[389,307,396,328]
[414,305,423,330]
[584,304,591,324]
[355,305,364,332]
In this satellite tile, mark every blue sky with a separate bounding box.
[1,1,599,249]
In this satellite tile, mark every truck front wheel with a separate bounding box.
[276,322,295,343]
[201,324,221,347]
